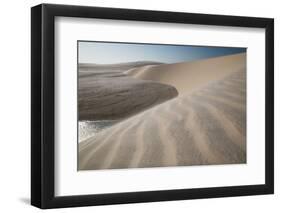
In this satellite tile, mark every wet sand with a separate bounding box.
[79,63,178,120]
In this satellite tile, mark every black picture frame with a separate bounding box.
[31,3,274,209]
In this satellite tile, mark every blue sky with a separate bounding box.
[78,41,246,64]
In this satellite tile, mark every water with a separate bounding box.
[79,120,118,142]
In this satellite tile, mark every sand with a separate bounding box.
[125,53,246,95]
[79,53,246,170]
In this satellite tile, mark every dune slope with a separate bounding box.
[126,53,246,95]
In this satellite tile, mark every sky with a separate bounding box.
[78,41,246,64]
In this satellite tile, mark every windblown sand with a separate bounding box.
[79,53,246,170]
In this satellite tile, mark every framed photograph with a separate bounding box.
[31,3,274,209]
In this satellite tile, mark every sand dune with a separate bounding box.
[79,53,246,170]
[126,53,245,95]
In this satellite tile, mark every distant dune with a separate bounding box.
[79,53,246,170]
[79,61,164,72]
